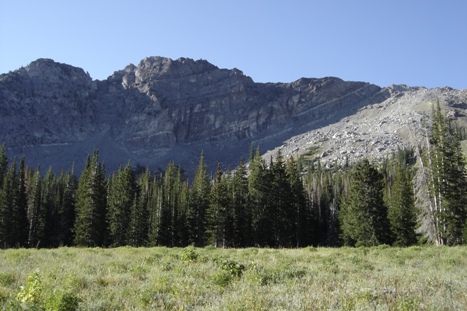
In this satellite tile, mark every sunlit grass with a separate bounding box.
[0,246,465,310]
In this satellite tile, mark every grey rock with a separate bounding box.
[1,56,466,175]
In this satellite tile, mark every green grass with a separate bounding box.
[0,246,466,310]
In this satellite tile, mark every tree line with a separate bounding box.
[0,103,466,249]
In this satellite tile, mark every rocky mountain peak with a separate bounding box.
[24,58,91,84]
[1,56,466,174]
[132,56,218,81]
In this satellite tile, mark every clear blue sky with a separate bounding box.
[1,0,466,89]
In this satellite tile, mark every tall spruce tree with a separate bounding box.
[0,160,17,248]
[147,173,162,246]
[188,152,211,246]
[56,168,77,246]
[231,158,250,247]
[13,157,29,247]
[74,151,107,247]
[155,162,177,246]
[387,162,417,246]
[269,150,294,247]
[107,163,137,246]
[0,145,7,190]
[41,167,58,247]
[124,164,149,247]
[135,167,153,246]
[26,167,44,248]
[416,103,467,245]
[248,147,272,246]
[175,169,190,246]
[286,156,308,247]
[0,146,7,247]
[340,160,392,246]
[206,163,232,247]
[304,162,343,246]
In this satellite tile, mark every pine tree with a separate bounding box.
[124,165,149,247]
[0,160,17,248]
[286,156,308,247]
[74,151,107,247]
[41,167,58,247]
[303,159,344,246]
[248,147,272,246]
[12,157,29,247]
[340,160,392,246]
[0,144,8,190]
[416,103,467,245]
[231,158,251,247]
[134,167,153,246]
[27,167,44,248]
[269,150,294,247]
[56,168,77,246]
[147,173,161,246]
[175,168,190,246]
[187,152,211,246]
[149,162,188,246]
[206,163,232,247]
[387,162,417,246]
[107,163,137,246]
[156,162,177,246]
[0,148,6,244]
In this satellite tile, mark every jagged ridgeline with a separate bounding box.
[4,56,466,175]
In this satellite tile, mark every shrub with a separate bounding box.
[211,271,233,288]
[217,259,245,277]
[46,292,80,311]
[16,270,42,304]
[0,273,16,286]
[179,247,198,262]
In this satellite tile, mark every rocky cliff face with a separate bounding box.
[264,85,467,169]
[1,57,466,173]
[0,59,97,146]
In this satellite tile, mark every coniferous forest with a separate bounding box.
[0,104,466,249]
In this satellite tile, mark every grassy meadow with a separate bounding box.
[0,245,466,310]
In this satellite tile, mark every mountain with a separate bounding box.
[263,85,467,169]
[1,57,466,174]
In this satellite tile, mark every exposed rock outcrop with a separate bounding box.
[1,57,466,173]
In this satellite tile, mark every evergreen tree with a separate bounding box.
[126,166,149,247]
[156,162,177,246]
[187,152,211,246]
[304,162,342,246]
[386,161,417,246]
[0,160,17,248]
[128,189,147,246]
[304,170,322,245]
[74,151,107,247]
[56,168,77,246]
[340,160,392,246]
[269,150,294,247]
[231,158,251,247]
[149,162,188,246]
[26,167,44,248]
[12,157,29,247]
[286,156,308,247]
[147,173,161,246]
[248,147,272,246]
[107,163,137,246]
[416,103,467,245]
[174,169,190,246]
[134,167,153,246]
[41,167,58,247]
[206,163,233,247]
[0,144,8,190]
[323,172,344,246]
